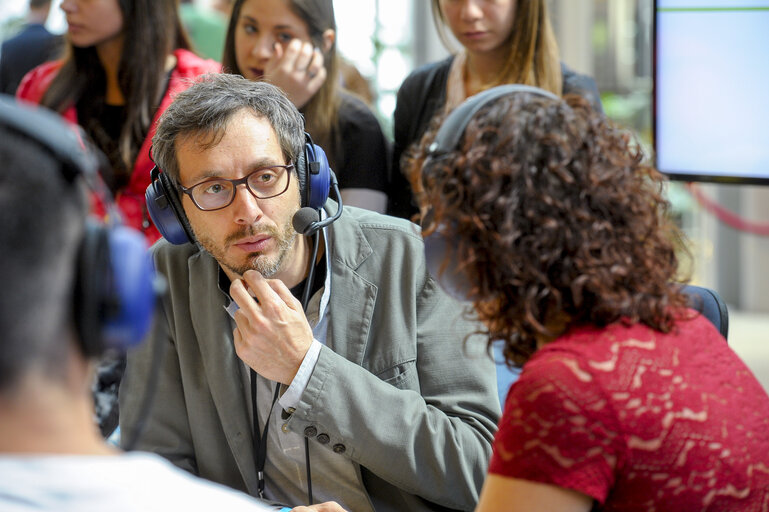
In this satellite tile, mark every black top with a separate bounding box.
[0,23,63,95]
[313,91,390,194]
[387,56,604,219]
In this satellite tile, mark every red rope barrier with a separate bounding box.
[686,183,769,237]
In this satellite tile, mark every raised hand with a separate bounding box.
[263,39,326,108]
[230,269,314,384]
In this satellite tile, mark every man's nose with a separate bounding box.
[230,183,263,225]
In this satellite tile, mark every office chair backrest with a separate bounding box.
[494,284,730,407]
[681,284,730,341]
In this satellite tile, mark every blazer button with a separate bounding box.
[304,426,318,438]
[316,433,330,444]
[281,423,289,433]
[332,443,346,454]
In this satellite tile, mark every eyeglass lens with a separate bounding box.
[192,166,290,210]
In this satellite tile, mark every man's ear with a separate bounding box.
[321,29,335,54]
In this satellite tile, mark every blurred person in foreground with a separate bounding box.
[0,96,271,512]
[407,85,769,511]
[15,0,220,437]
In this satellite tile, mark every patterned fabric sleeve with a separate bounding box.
[488,349,627,504]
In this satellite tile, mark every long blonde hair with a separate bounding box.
[431,0,562,95]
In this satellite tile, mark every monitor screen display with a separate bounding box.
[653,0,769,183]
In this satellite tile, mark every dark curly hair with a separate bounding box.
[407,93,690,367]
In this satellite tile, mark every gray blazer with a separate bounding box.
[120,205,501,511]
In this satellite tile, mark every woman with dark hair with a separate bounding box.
[222,0,389,212]
[389,0,602,220]
[408,90,769,510]
[16,0,220,243]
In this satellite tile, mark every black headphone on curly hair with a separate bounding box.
[422,84,561,302]
[0,95,158,358]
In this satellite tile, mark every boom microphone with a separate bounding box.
[293,207,320,235]
[291,169,344,236]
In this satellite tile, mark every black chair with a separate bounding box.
[681,284,729,341]
[494,284,730,407]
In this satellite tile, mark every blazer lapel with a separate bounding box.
[188,251,258,494]
[325,209,377,366]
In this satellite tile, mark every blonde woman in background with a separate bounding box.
[388,0,602,219]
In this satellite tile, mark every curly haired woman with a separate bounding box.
[408,88,769,511]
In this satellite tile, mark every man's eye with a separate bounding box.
[203,182,228,195]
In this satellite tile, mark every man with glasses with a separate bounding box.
[119,74,500,512]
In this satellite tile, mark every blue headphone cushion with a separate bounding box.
[306,142,331,210]
[145,168,194,245]
[103,226,157,349]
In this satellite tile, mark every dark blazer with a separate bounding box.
[387,56,604,219]
[0,23,62,95]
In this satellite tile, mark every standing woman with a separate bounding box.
[388,0,602,219]
[222,0,390,213]
[17,0,220,243]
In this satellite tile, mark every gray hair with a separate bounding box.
[152,73,306,185]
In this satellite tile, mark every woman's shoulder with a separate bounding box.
[399,55,454,95]
[172,48,222,77]
[337,91,382,127]
[16,60,62,103]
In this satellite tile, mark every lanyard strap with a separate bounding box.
[250,231,320,503]
[251,368,280,499]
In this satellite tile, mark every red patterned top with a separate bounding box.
[489,312,769,510]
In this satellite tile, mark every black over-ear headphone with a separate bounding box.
[145,132,335,244]
[422,84,561,302]
[0,95,158,357]
[427,84,560,157]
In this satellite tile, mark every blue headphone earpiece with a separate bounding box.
[146,130,332,245]
[423,84,561,302]
[0,95,158,357]
[297,132,332,210]
[145,166,195,245]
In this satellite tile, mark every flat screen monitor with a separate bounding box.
[653,0,769,184]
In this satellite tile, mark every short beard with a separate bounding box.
[195,216,298,278]
[238,222,296,277]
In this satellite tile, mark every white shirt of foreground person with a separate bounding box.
[0,452,273,512]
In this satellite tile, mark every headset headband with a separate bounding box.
[428,84,560,157]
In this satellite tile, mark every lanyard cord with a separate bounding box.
[251,369,281,500]
[250,230,320,504]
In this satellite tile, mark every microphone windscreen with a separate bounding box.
[292,207,320,235]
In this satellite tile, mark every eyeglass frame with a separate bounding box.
[178,163,295,211]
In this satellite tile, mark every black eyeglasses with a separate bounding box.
[180,164,294,211]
